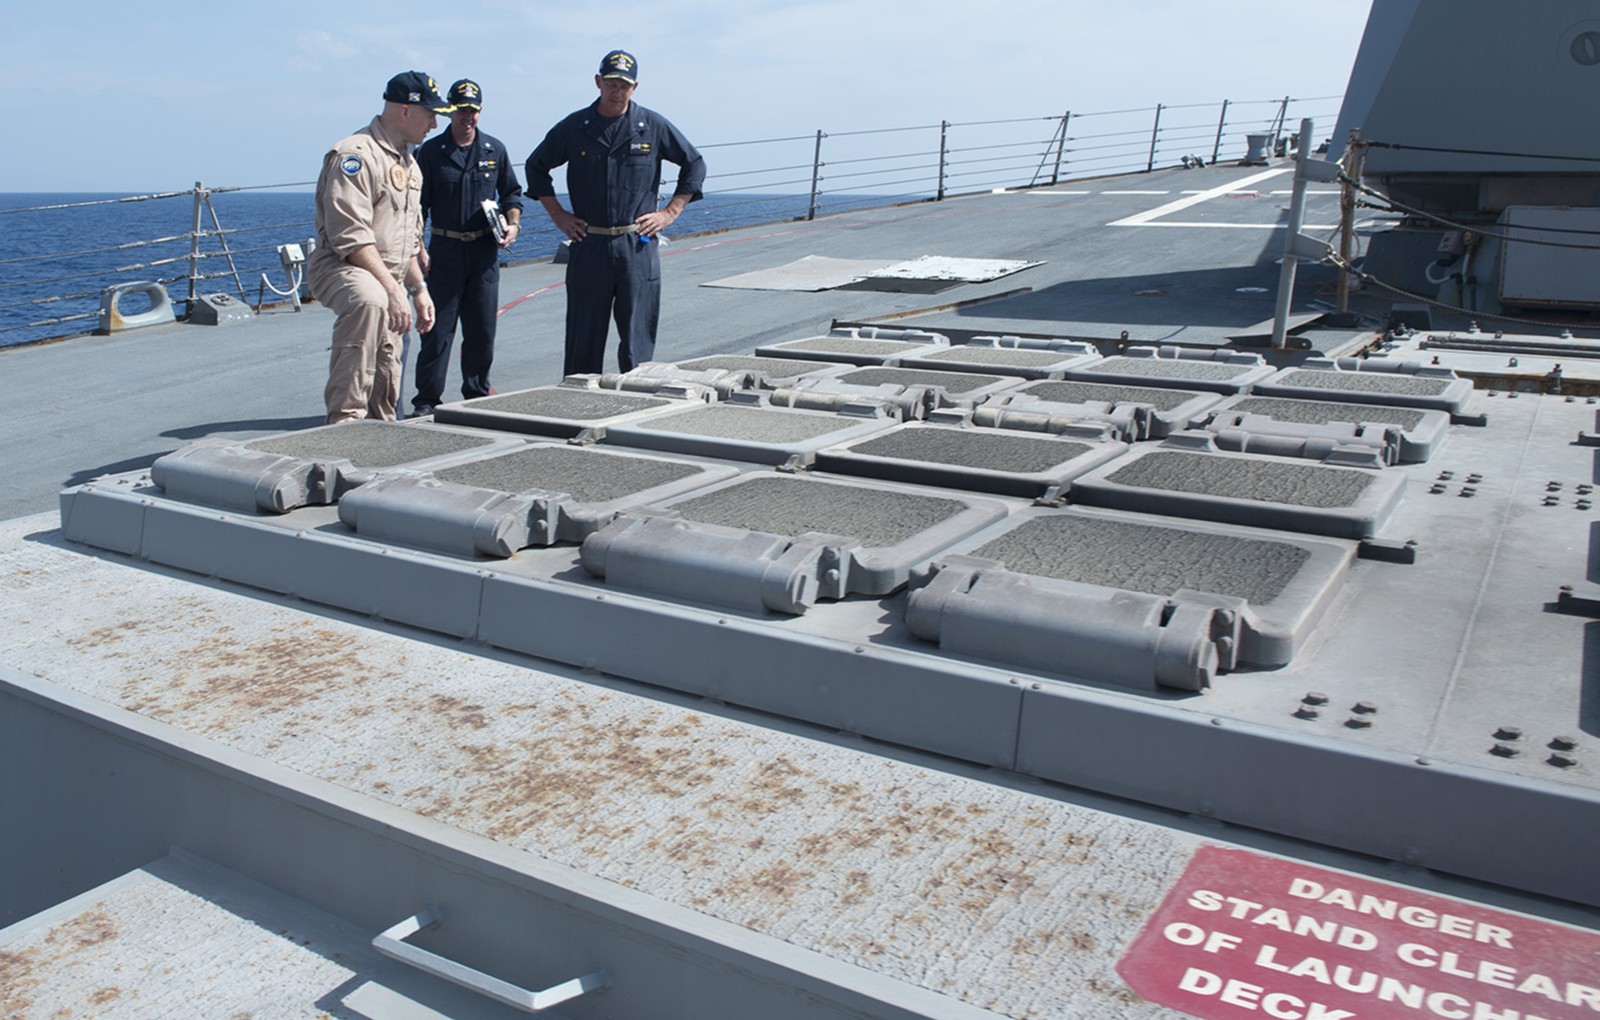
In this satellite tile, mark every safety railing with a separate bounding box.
[0,93,1340,348]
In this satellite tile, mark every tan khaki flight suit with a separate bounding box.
[307,116,423,423]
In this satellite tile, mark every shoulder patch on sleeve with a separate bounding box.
[340,154,363,175]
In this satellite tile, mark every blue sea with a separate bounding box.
[0,189,896,349]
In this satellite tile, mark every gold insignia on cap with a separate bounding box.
[610,54,634,72]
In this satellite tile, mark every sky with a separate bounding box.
[0,0,1373,194]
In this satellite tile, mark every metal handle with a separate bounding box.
[372,906,609,1013]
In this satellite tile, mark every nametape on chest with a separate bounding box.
[630,142,652,155]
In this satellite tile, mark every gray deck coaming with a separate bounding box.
[0,163,1355,524]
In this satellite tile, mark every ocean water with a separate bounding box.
[0,189,897,349]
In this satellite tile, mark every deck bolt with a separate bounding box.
[1493,726,1522,741]
[1345,716,1372,729]
[1460,487,1476,497]
[1302,692,1329,705]
[1550,735,1578,751]
[1294,706,1320,720]
[1466,474,1483,483]
[1430,484,1447,494]
[1490,743,1520,758]
[1548,481,1563,491]
[1547,753,1577,769]
[1579,501,1593,511]
[1438,471,1455,481]
[1351,701,1377,714]
[1579,485,1594,495]
[1543,496,1560,506]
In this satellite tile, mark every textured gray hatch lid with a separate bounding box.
[580,472,1008,612]
[1068,445,1406,538]
[150,420,522,514]
[1251,358,1474,415]
[1202,393,1450,463]
[435,382,708,439]
[670,355,852,387]
[908,506,1356,684]
[753,326,949,366]
[978,378,1227,440]
[814,422,1126,497]
[337,443,743,557]
[899,335,1101,379]
[599,397,900,466]
[1066,345,1275,394]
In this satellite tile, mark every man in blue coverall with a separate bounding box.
[524,50,705,376]
[412,78,523,416]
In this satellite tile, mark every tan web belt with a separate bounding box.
[433,228,489,242]
[587,224,640,236]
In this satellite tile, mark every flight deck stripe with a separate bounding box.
[1108,167,1291,226]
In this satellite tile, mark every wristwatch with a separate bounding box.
[406,281,427,296]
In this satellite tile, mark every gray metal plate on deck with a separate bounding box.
[435,384,704,438]
[978,379,1226,440]
[814,422,1126,497]
[1069,445,1406,538]
[149,420,521,514]
[899,338,1100,379]
[1066,348,1275,394]
[932,506,1355,669]
[600,400,900,466]
[337,443,742,557]
[581,472,1008,611]
[1252,363,1474,414]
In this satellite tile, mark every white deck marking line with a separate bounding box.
[1101,190,1170,195]
[1026,190,1092,195]
[1130,221,1338,230]
[1108,167,1292,226]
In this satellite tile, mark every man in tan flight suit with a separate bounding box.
[308,71,453,423]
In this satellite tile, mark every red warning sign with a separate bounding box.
[1117,845,1600,1020]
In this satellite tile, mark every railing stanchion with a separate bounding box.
[1211,99,1230,165]
[1053,111,1070,184]
[1146,104,1164,172]
[937,121,949,200]
[807,130,824,221]
[187,181,205,315]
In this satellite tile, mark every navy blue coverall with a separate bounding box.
[524,102,704,375]
[414,129,522,409]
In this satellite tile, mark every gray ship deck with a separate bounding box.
[4,162,1599,1019]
